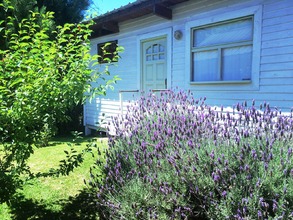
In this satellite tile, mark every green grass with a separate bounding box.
[0,136,107,220]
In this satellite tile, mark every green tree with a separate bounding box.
[0,0,92,50]
[0,0,91,25]
[0,0,121,203]
[5,0,36,21]
[37,0,92,25]
[0,0,94,134]
[0,0,47,50]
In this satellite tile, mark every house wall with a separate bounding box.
[84,0,293,134]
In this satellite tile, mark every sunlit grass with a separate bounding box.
[0,136,107,219]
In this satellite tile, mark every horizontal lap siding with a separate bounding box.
[172,24,186,88]
[85,34,139,129]
[193,91,292,111]
[178,0,293,111]
[260,0,293,111]
[84,98,136,128]
[84,99,120,126]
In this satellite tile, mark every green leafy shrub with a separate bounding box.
[89,90,293,219]
[0,0,121,203]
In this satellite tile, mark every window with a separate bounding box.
[186,6,262,90]
[146,43,165,61]
[191,17,253,82]
[97,40,118,63]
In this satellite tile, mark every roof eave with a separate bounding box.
[90,0,189,38]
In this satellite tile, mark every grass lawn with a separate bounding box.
[0,136,107,220]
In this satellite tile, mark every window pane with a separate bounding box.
[222,45,252,81]
[146,46,152,54]
[97,40,118,63]
[193,50,219,81]
[153,44,158,53]
[194,18,253,47]
[146,55,152,61]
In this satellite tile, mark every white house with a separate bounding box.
[84,0,293,135]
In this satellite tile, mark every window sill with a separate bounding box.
[190,80,251,85]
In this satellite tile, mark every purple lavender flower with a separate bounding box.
[91,89,293,219]
[243,206,248,215]
[210,150,215,160]
[264,162,268,171]
[221,190,227,198]
[273,200,278,212]
[259,197,264,205]
[244,164,250,172]
[251,149,257,159]
[167,127,172,137]
[212,172,220,182]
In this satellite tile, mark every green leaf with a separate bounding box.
[8,78,24,88]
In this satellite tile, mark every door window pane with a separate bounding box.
[146,55,152,61]
[153,44,158,53]
[146,46,152,54]
[145,43,165,61]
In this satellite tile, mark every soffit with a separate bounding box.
[90,0,189,38]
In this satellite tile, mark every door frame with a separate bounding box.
[141,37,167,91]
[137,28,172,91]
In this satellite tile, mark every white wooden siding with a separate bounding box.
[85,0,293,133]
[259,0,293,111]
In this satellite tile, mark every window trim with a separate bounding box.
[185,5,262,91]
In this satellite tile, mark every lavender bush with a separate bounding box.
[89,90,293,219]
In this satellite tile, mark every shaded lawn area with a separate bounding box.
[0,136,107,220]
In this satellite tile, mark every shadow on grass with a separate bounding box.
[45,133,107,148]
[9,189,99,220]
[62,189,99,220]
[45,137,86,147]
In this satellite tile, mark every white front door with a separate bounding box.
[142,37,167,91]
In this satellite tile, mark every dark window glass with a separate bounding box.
[97,40,118,63]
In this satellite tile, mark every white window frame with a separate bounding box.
[185,6,262,91]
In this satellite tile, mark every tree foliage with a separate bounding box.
[0,0,91,25]
[0,0,121,203]
[37,0,92,25]
[0,0,92,50]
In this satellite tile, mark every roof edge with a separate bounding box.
[90,0,189,38]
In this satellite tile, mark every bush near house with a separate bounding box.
[89,90,293,220]
[0,0,121,204]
